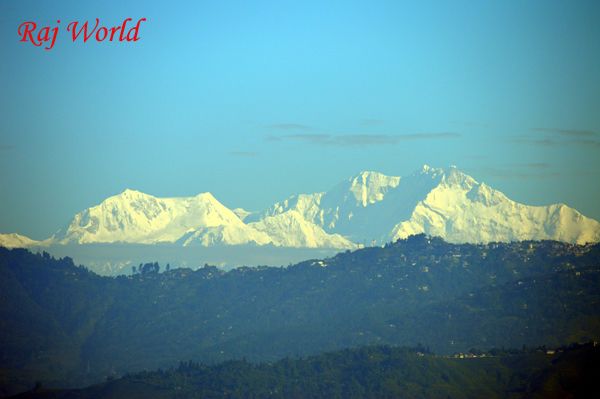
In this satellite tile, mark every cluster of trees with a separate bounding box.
[131,262,168,275]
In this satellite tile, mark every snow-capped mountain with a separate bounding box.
[256,165,600,245]
[54,189,271,246]
[249,169,439,243]
[52,189,352,249]
[0,233,41,249]
[387,166,600,244]
[4,165,599,251]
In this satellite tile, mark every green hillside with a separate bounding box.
[1,236,599,396]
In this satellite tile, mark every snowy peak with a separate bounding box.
[0,233,41,248]
[116,188,150,198]
[440,166,477,190]
[412,164,474,188]
[418,164,445,176]
[56,189,252,245]
[193,192,219,203]
[389,166,600,245]
[347,171,401,207]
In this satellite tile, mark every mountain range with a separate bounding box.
[1,165,599,250]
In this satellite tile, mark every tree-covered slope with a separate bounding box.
[11,344,600,399]
[1,236,599,395]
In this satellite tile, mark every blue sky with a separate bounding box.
[1,0,599,239]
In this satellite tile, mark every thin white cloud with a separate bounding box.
[269,132,460,147]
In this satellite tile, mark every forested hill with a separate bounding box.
[11,343,600,399]
[1,235,599,395]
